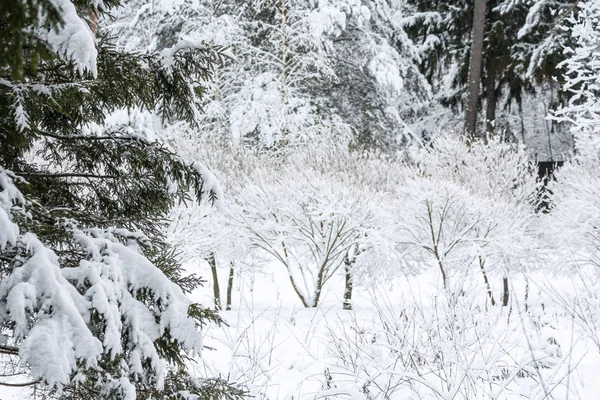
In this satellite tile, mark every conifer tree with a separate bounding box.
[0,0,244,398]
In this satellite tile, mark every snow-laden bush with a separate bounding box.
[385,135,538,298]
[546,0,600,282]
[386,177,487,290]
[413,134,538,207]
[325,291,566,400]
[548,159,600,273]
[546,0,600,279]
[166,133,540,307]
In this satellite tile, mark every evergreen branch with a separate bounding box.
[15,171,118,179]
[38,131,141,142]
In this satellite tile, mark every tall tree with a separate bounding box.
[465,0,487,139]
[0,0,243,398]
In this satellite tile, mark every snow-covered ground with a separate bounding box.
[2,259,600,399]
[191,263,600,400]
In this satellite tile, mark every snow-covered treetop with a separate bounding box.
[552,0,600,160]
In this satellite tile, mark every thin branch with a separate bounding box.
[0,344,19,356]
[0,379,41,387]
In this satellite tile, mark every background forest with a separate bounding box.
[2,0,600,399]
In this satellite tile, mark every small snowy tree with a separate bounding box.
[395,135,538,300]
[388,177,485,291]
[238,163,371,308]
[0,0,243,398]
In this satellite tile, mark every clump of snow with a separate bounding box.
[308,0,371,38]
[0,233,103,388]
[368,45,405,97]
[517,0,546,39]
[160,39,210,74]
[0,169,24,250]
[44,0,98,77]
[192,162,223,208]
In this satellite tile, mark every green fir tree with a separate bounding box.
[0,0,244,398]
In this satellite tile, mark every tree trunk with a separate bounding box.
[524,275,529,312]
[465,0,487,141]
[479,257,496,306]
[278,0,289,148]
[343,253,354,310]
[281,241,311,308]
[207,252,221,311]
[226,262,234,311]
[502,277,509,307]
[426,201,447,289]
[485,57,497,138]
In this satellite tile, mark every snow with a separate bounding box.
[192,162,224,208]
[307,0,371,38]
[45,0,98,76]
[368,46,405,97]
[0,169,23,250]
[160,39,209,72]
[0,233,104,387]
[518,0,547,39]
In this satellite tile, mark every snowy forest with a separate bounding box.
[1,0,600,398]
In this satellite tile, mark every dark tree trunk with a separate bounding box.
[524,275,529,312]
[312,264,326,308]
[343,246,360,310]
[281,240,311,308]
[465,0,487,141]
[226,262,234,311]
[502,277,509,307]
[343,260,353,310]
[207,252,221,311]
[485,57,497,138]
[426,201,448,289]
[479,257,496,306]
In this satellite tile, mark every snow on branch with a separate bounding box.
[0,169,206,392]
[0,233,104,388]
[44,0,98,77]
[0,169,24,250]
